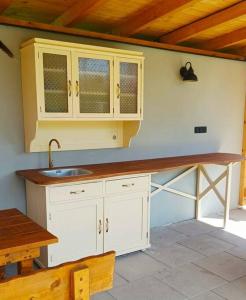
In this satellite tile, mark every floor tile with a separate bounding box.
[190,291,225,300]
[5,264,17,277]
[213,276,246,300]
[178,234,234,256]
[194,252,246,281]
[226,246,246,259]
[114,273,128,287]
[229,209,246,221]
[109,276,186,300]
[155,263,226,298]
[209,230,246,248]
[146,243,204,267]
[150,227,187,247]
[115,251,166,282]
[92,292,116,300]
[170,220,217,237]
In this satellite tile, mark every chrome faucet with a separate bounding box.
[48,139,61,168]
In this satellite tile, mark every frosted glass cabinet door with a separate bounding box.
[116,58,142,119]
[73,53,113,118]
[38,49,73,118]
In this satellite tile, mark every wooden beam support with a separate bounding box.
[114,0,197,37]
[160,1,246,44]
[0,0,12,14]
[52,0,107,26]
[230,45,246,57]
[0,16,244,61]
[196,27,246,50]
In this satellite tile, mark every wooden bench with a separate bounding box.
[0,251,115,300]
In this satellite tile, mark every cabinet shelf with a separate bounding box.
[78,71,136,79]
[45,90,67,94]
[44,68,66,73]
[79,91,109,96]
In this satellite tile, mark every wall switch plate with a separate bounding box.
[194,126,207,133]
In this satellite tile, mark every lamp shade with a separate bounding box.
[180,62,198,81]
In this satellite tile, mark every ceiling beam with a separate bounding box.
[114,0,198,37]
[231,46,246,56]
[196,27,246,50]
[0,16,244,61]
[52,0,107,26]
[0,0,12,14]
[160,1,246,44]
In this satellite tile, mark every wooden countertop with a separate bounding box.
[16,153,243,186]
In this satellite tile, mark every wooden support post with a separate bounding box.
[71,267,90,300]
[17,259,33,275]
[224,163,232,228]
[195,165,201,220]
[0,266,5,280]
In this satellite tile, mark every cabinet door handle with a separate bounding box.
[98,219,102,234]
[106,218,109,233]
[70,190,85,194]
[76,80,79,97]
[122,183,135,188]
[68,80,72,97]
[117,83,120,99]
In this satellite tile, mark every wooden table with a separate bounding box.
[0,208,58,279]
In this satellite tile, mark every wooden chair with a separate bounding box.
[0,251,115,300]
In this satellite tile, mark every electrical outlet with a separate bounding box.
[194,126,207,134]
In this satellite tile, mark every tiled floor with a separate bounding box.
[93,208,246,300]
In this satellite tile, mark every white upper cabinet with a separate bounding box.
[22,38,144,121]
[21,39,144,152]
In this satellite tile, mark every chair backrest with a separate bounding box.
[0,251,115,300]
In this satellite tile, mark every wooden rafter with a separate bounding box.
[114,0,198,37]
[52,0,107,26]
[233,46,246,56]
[0,0,12,14]
[196,27,246,50]
[0,16,244,61]
[160,1,246,44]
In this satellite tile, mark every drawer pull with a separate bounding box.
[106,218,109,233]
[98,219,102,235]
[122,183,135,188]
[70,190,85,194]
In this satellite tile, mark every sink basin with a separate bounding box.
[39,168,93,178]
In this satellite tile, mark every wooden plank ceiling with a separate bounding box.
[0,0,245,61]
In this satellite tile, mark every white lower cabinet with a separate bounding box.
[26,174,150,267]
[48,198,104,266]
[104,193,149,255]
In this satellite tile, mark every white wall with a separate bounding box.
[0,25,245,227]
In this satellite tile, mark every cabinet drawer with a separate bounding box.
[105,176,149,194]
[49,182,103,202]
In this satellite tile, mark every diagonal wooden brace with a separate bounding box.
[199,166,227,206]
[151,166,197,199]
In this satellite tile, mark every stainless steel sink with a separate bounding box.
[39,168,93,178]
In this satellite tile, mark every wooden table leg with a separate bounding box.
[17,259,33,275]
[0,266,5,279]
[224,163,232,228]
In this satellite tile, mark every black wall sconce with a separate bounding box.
[180,62,198,82]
